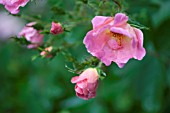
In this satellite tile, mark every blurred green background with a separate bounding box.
[0,0,170,113]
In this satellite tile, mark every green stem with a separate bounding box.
[37,47,44,51]
[21,15,47,25]
[97,61,103,68]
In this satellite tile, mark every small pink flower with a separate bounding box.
[19,22,44,49]
[0,0,29,14]
[40,46,53,58]
[50,22,63,35]
[83,13,146,68]
[71,68,99,100]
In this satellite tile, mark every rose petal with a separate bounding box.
[114,13,128,26]
[76,93,89,100]
[75,85,83,94]
[2,0,29,14]
[110,27,132,38]
[92,16,110,29]
[133,28,146,60]
[71,76,80,83]
[77,79,87,88]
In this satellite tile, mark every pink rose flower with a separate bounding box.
[0,0,29,14]
[71,68,99,100]
[19,22,44,49]
[50,22,63,35]
[83,13,146,68]
[40,46,53,58]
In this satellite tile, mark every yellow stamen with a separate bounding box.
[109,31,124,46]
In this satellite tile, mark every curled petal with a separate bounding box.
[133,28,146,60]
[71,76,80,83]
[110,26,133,38]
[114,13,128,26]
[92,16,113,29]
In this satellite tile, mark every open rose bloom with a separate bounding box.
[19,22,44,49]
[0,0,29,14]
[71,68,99,100]
[84,13,146,68]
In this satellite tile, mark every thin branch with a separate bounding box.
[112,0,122,10]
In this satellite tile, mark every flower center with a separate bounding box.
[107,31,124,50]
[112,33,123,45]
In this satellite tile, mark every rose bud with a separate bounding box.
[50,22,63,35]
[71,68,99,100]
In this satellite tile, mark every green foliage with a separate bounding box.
[0,0,170,113]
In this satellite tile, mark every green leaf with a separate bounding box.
[40,30,50,34]
[128,18,149,30]
[133,55,164,112]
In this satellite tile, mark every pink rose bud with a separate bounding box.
[71,68,99,100]
[50,22,63,35]
[18,22,44,49]
[40,46,53,58]
[0,0,29,14]
[83,13,146,68]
